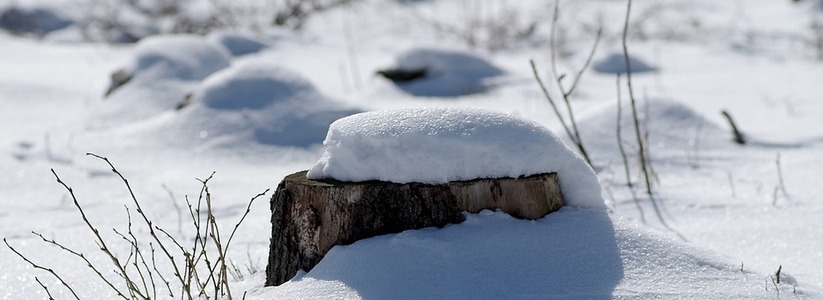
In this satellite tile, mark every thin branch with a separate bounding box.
[162,183,184,236]
[776,153,790,200]
[150,242,174,298]
[31,231,129,300]
[564,26,603,99]
[545,0,596,165]
[530,60,574,143]
[622,0,653,194]
[50,167,148,299]
[85,153,184,294]
[616,74,633,188]
[35,277,55,300]
[223,189,269,257]
[4,238,81,300]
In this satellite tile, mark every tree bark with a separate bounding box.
[265,171,564,286]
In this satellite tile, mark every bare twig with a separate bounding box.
[530,60,574,142]
[162,184,184,236]
[776,153,789,200]
[545,0,598,166]
[622,0,653,195]
[776,265,783,284]
[224,189,269,258]
[4,238,81,300]
[616,74,633,188]
[31,231,129,300]
[35,277,55,300]
[50,167,148,299]
[85,153,183,295]
[12,153,259,299]
[616,74,646,223]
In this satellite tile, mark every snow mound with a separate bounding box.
[593,52,656,74]
[580,99,727,156]
[165,61,361,147]
[256,209,784,299]
[307,107,604,209]
[199,63,314,110]
[383,48,505,97]
[0,6,72,36]
[130,34,231,81]
[207,30,269,56]
[93,35,232,128]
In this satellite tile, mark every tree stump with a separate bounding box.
[265,171,564,286]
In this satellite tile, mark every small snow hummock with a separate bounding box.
[172,60,361,147]
[382,48,505,97]
[207,30,269,56]
[592,53,656,74]
[307,107,605,209]
[130,34,231,81]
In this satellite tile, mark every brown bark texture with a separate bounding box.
[265,170,564,286]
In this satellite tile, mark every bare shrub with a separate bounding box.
[4,153,268,299]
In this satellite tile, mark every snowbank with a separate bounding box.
[252,209,780,299]
[207,30,269,57]
[593,52,656,74]
[579,99,728,162]
[130,34,231,81]
[307,107,604,209]
[0,6,72,36]
[165,60,361,147]
[382,48,504,97]
[94,35,232,128]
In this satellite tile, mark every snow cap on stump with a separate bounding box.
[307,106,605,209]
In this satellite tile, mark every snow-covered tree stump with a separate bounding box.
[265,170,564,286]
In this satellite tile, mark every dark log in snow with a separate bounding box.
[265,170,564,286]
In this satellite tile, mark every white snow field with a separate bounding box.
[2,0,823,299]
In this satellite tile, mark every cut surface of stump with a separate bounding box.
[265,170,564,287]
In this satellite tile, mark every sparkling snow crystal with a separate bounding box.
[307,107,605,209]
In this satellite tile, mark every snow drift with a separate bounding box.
[207,30,269,57]
[129,34,231,81]
[162,60,361,148]
[579,99,728,163]
[94,34,232,128]
[380,48,505,97]
[593,53,656,74]
[307,106,604,209]
[256,209,783,299]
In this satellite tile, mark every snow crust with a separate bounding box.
[386,48,504,97]
[307,106,605,209]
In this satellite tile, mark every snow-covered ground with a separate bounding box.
[2,0,823,299]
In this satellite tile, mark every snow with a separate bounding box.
[381,48,505,97]
[3,0,823,299]
[163,59,362,148]
[92,34,232,128]
[0,5,72,36]
[207,30,270,57]
[307,106,605,209]
[592,52,657,74]
[129,34,231,81]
